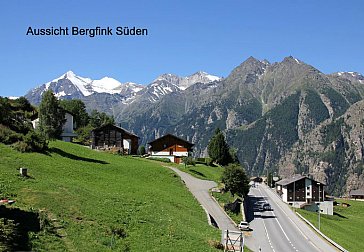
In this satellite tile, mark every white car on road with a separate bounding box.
[238,221,250,231]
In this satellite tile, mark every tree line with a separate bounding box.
[0,90,114,152]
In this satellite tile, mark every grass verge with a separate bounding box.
[296,199,364,252]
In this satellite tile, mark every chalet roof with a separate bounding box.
[276,174,305,186]
[92,124,139,138]
[276,174,326,186]
[349,189,364,196]
[148,133,194,147]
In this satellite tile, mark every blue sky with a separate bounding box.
[1,0,363,97]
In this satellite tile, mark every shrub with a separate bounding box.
[12,131,48,153]
[182,156,196,166]
[137,145,146,155]
[74,124,94,145]
[147,157,171,163]
[12,141,28,152]
[0,125,23,144]
[221,163,250,197]
[205,158,213,166]
[208,240,224,250]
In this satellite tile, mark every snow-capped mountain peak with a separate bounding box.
[25,70,221,105]
[41,71,144,98]
[335,71,364,84]
[91,77,123,94]
[141,71,221,102]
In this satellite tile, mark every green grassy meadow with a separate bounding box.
[177,164,224,183]
[297,199,364,252]
[0,141,221,251]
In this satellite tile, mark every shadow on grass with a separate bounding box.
[48,147,109,164]
[334,212,348,219]
[189,169,206,177]
[0,206,40,251]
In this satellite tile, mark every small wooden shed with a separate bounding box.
[91,124,139,155]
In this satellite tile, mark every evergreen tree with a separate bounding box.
[221,163,250,197]
[0,97,12,126]
[59,99,89,128]
[137,145,146,155]
[207,128,232,165]
[38,90,65,140]
[89,110,115,128]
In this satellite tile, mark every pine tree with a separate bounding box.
[207,128,232,165]
[137,145,146,155]
[89,110,115,128]
[38,90,65,140]
[59,99,89,128]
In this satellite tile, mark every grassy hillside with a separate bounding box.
[179,164,224,183]
[297,199,364,252]
[0,141,220,251]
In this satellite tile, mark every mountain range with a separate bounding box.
[24,56,364,196]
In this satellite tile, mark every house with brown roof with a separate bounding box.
[349,189,364,200]
[148,134,193,164]
[276,174,333,215]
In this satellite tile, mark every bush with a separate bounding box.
[12,141,29,152]
[182,156,196,166]
[12,131,48,153]
[0,125,23,144]
[137,145,146,155]
[221,163,250,197]
[208,240,224,250]
[74,124,94,145]
[147,157,171,163]
[206,158,213,166]
[195,157,214,166]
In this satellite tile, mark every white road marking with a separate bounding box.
[261,186,322,252]
[258,187,299,252]
[262,216,276,252]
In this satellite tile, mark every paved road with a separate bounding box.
[246,183,338,252]
[166,166,238,231]
[166,166,261,250]
[166,167,338,252]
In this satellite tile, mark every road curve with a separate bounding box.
[166,166,238,231]
[166,166,261,250]
[166,166,339,252]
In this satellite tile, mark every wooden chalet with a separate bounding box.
[349,189,364,200]
[276,174,333,215]
[276,174,325,204]
[91,124,139,155]
[148,134,194,164]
